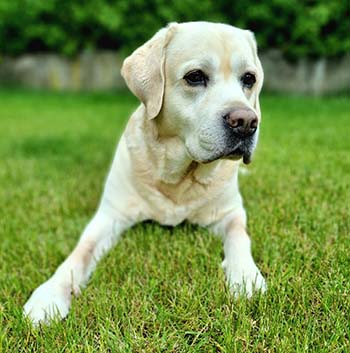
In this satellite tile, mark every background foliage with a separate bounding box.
[0,0,349,59]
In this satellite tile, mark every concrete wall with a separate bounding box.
[0,51,125,90]
[261,50,350,95]
[0,50,349,94]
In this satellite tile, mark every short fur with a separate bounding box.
[24,22,266,325]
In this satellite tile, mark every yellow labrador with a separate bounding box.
[24,21,266,325]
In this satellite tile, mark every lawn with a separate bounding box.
[0,89,349,352]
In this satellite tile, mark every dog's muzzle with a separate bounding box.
[222,108,259,164]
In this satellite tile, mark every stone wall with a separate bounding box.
[0,50,349,94]
[261,50,350,95]
[0,51,125,90]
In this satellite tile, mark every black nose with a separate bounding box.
[223,109,258,137]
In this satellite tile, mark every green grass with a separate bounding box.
[0,89,349,352]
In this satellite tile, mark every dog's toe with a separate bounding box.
[23,280,71,326]
[223,260,267,298]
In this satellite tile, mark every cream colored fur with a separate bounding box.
[24,21,266,325]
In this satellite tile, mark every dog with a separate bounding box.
[24,21,266,325]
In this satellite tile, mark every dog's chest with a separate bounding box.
[156,172,217,205]
[148,182,213,226]
[157,188,215,225]
[145,164,234,226]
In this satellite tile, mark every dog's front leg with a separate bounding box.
[23,210,131,325]
[213,211,266,297]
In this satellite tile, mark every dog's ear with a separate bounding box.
[121,23,178,120]
[245,30,264,119]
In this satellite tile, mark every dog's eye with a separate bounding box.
[184,70,209,87]
[241,73,256,89]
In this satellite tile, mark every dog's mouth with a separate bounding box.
[223,148,252,164]
[220,137,255,164]
[197,147,253,165]
[187,136,256,165]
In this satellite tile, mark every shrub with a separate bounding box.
[0,0,349,59]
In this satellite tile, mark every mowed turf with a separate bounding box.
[0,89,349,352]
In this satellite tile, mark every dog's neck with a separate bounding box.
[154,121,224,185]
[128,107,224,186]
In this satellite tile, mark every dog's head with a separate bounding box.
[121,22,264,164]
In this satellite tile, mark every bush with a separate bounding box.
[0,0,349,59]
[0,0,124,56]
[220,0,350,60]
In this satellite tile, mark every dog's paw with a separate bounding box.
[23,280,71,326]
[222,259,267,298]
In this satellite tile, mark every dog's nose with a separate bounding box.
[223,109,258,137]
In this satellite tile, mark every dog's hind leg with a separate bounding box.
[23,210,132,325]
